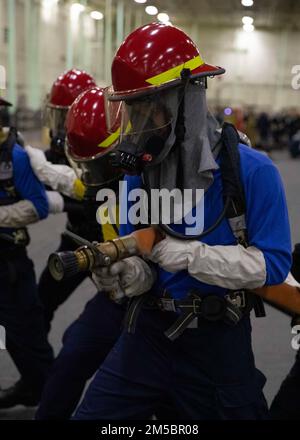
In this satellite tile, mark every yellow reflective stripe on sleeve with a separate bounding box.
[98,128,121,148]
[101,223,118,241]
[73,178,86,200]
[146,55,204,86]
[97,204,119,241]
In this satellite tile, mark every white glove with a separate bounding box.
[92,256,156,301]
[0,200,39,228]
[149,236,190,273]
[25,145,47,169]
[149,235,266,290]
[46,191,64,214]
[25,145,81,199]
[285,272,300,288]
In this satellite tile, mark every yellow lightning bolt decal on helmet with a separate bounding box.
[98,128,121,148]
[98,121,132,148]
[146,55,204,86]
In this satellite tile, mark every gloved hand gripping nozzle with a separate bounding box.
[48,227,163,281]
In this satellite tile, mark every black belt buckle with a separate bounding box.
[199,295,227,322]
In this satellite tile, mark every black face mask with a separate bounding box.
[110,135,166,175]
[110,130,169,175]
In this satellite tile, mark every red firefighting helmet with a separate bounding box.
[65,87,122,187]
[49,69,96,107]
[108,22,225,101]
[45,69,97,134]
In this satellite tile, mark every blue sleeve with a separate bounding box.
[13,145,49,219]
[245,162,292,285]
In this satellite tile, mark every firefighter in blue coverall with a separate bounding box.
[32,69,98,333]
[34,86,125,419]
[0,97,54,408]
[33,86,177,420]
[73,23,292,420]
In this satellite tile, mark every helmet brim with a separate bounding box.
[65,140,122,187]
[109,65,225,102]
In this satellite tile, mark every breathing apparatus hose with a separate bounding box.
[157,197,231,241]
[142,166,231,241]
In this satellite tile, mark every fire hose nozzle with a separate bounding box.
[47,227,164,282]
[48,244,111,281]
[48,251,82,282]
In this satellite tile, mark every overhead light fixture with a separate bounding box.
[42,0,58,6]
[242,16,253,25]
[157,12,170,23]
[134,0,147,3]
[145,5,158,15]
[243,23,255,32]
[71,2,85,14]
[41,0,59,23]
[241,0,254,6]
[90,10,104,20]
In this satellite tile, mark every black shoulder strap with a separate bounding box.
[219,122,248,247]
[220,122,266,318]
[0,127,17,193]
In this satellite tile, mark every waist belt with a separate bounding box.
[0,228,30,249]
[124,290,252,342]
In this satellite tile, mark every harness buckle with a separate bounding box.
[192,298,202,314]
[160,298,177,313]
[226,291,246,309]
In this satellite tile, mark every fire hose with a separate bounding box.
[48,226,300,317]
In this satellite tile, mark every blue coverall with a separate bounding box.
[0,144,53,396]
[73,144,292,420]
